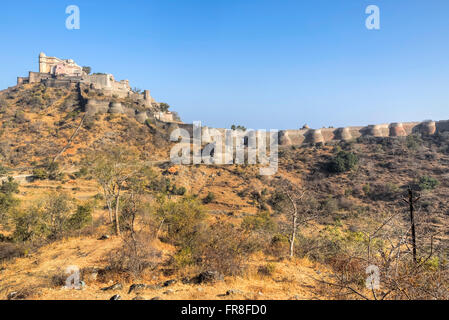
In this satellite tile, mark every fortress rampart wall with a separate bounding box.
[170,120,445,147]
[277,121,438,146]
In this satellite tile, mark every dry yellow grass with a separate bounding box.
[0,234,330,300]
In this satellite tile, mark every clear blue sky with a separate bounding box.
[1,0,448,129]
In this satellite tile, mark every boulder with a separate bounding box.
[226,289,243,296]
[162,279,177,287]
[191,271,224,284]
[101,283,123,291]
[128,284,146,294]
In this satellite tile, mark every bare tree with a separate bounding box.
[276,179,319,257]
[87,145,142,235]
[88,155,115,223]
[314,201,448,300]
[403,187,420,263]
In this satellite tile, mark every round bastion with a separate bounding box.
[420,120,436,135]
[389,123,406,137]
[109,102,124,114]
[306,129,324,144]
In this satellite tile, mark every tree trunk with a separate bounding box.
[289,201,298,258]
[156,218,165,240]
[102,186,113,224]
[107,199,113,224]
[408,189,417,263]
[114,189,121,236]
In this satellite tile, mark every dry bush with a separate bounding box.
[258,262,277,276]
[328,255,363,273]
[6,286,40,300]
[191,221,258,276]
[50,272,67,288]
[314,208,449,300]
[265,233,290,258]
[108,232,162,279]
[0,242,25,262]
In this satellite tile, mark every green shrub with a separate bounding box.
[406,134,423,150]
[0,177,19,195]
[32,168,48,180]
[67,204,93,230]
[268,191,287,212]
[74,167,88,178]
[173,186,186,196]
[242,211,277,232]
[231,125,246,131]
[13,110,28,123]
[157,196,206,246]
[362,184,370,196]
[203,192,215,204]
[13,206,48,242]
[32,162,61,181]
[159,102,170,112]
[13,194,76,242]
[82,66,91,75]
[0,165,8,177]
[172,247,194,268]
[93,193,104,200]
[418,176,439,191]
[328,151,358,173]
[44,193,73,240]
[0,191,20,228]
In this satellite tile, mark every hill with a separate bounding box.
[0,82,448,300]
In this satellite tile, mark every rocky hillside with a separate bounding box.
[0,83,448,300]
[0,83,173,168]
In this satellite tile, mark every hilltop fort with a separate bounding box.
[16,53,175,123]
